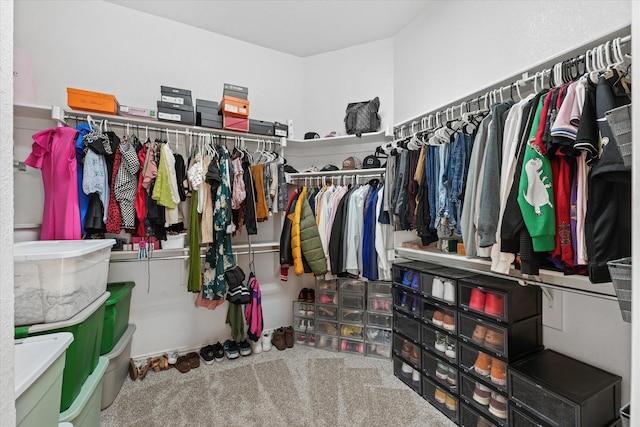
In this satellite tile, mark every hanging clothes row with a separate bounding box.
[384,35,632,284]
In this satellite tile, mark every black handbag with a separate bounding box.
[344,97,381,136]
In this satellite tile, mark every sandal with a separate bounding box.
[175,355,191,374]
[186,352,200,369]
[129,358,139,381]
[138,358,151,381]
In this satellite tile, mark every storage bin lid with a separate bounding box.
[14,239,115,261]
[16,292,110,337]
[59,356,109,423]
[106,282,135,305]
[14,332,74,397]
[105,324,136,360]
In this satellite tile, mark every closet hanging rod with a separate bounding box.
[286,168,385,178]
[393,27,631,138]
[109,248,279,263]
[62,110,284,145]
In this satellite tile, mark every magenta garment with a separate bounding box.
[25,127,81,240]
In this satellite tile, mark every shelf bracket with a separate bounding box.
[541,287,554,307]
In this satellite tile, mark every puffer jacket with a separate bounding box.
[279,189,300,267]
[298,190,328,276]
[291,186,307,275]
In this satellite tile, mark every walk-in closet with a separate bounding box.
[2,1,638,426]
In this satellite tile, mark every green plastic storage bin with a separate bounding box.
[101,281,135,355]
[59,356,108,427]
[15,292,109,413]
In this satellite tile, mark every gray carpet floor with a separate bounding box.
[100,344,458,426]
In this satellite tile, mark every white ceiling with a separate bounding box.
[105,0,430,57]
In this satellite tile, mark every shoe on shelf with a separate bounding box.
[434,332,446,353]
[306,320,315,333]
[434,388,446,404]
[447,367,457,386]
[432,277,445,299]
[330,337,339,349]
[306,304,315,317]
[318,335,328,347]
[436,362,449,380]
[411,368,421,385]
[223,340,240,359]
[402,271,413,287]
[484,329,505,349]
[238,340,252,356]
[489,392,508,419]
[319,293,333,304]
[445,394,457,411]
[409,346,420,365]
[410,296,419,313]
[212,342,225,361]
[399,292,408,308]
[432,310,445,327]
[490,357,507,386]
[472,324,487,343]
[474,352,492,376]
[308,335,315,346]
[284,326,294,348]
[443,280,455,303]
[411,273,420,290]
[472,382,491,406]
[401,362,413,377]
[200,345,216,365]
[468,288,486,312]
[297,333,307,344]
[401,340,412,358]
[262,330,273,352]
[445,339,456,360]
[442,314,455,331]
[305,288,316,303]
[250,337,263,354]
[484,292,505,318]
[272,328,286,351]
[298,288,308,302]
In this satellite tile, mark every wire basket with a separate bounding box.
[607,257,632,323]
[605,104,632,169]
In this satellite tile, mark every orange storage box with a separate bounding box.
[67,88,119,115]
[221,95,249,118]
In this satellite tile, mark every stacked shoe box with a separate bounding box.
[418,266,476,424]
[221,83,250,132]
[365,281,393,359]
[293,299,316,346]
[457,275,542,427]
[315,278,340,351]
[195,99,222,129]
[338,278,367,355]
[157,86,194,125]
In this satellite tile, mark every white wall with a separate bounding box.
[392,0,634,404]
[394,0,632,124]
[0,0,15,424]
[14,0,305,133]
[302,38,394,139]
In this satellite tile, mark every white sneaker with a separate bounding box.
[432,277,444,299]
[443,280,455,303]
[262,330,273,352]
[250,337,263,354]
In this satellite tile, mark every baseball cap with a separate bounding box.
[304,132,320,140]
[362,155,381,169]
[342,156,362,170]
[320,164,339,171]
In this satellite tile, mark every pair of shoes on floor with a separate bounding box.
[150,353,170,372]
[200,342,225,364]
[175,352,200,374]
[272,326,294,350]
[222,339,249,359]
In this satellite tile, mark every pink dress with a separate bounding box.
[25,127,81,240]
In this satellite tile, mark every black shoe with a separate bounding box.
[238,340,252,356]
[212,342,224,362]
[200,345,216,365]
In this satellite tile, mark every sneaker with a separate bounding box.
[308,335,315,346]
[306,288,315,303]
[284,326,294,348]
[247,337,261,354]
[297,319,307,332]
[238,340,251,356]
[447,367,457,386]
[484,292,505,318]
[443,280,455,303]
[432,277,444,299]
[432,310,444,327]
[306,305,315,317]
[400,292,408,308]
[484,329,504,349]
[436,362,449,380]
[472,324,487,343]
[409,346,420,365]
[168,350,179,365]
[272,328,286,350]
[200,345,216,365]
[319,293,334,304]
[306,320,314,333]
[223,340,240,359]
[469,288,486,312]
[410,296,419,313]
[434,332,446,353]
[411,369,421,386]
[434,388,446,404]
[445,394,457,411]
[298,288,307,302]
[298,304,307,316]
[212,342,224,361]
[401,340,412,359]
[490,357,507,386]
[472,382,491,406]
[262,330,273,352]
[330,337,339,349]
[477,417,493,427]
[489,392,508,419]
[297,334,307,344]
[411,273,420,290]
[442,314,455,331]
[445,339,457,360]
[322,322,338,335]
[402,271,413,287]
[401,362,413,377]
[474,352,492,376]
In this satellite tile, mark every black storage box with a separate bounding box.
[199,116,223,129]
[157,102,194,125]
[223,83,248,100]
[273,121,288,137]
[196,99,219,109]
[458,312,543,361]
[393,310,421,345]
[422,266,477,306]
[249,119,275,136]
[460,372,508,426]
[422,374,460,424]
[458,275,542,324]
[393,356,422,395]
[509,350,622,427]
[161,85,192,106]
[461,402,499,427]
